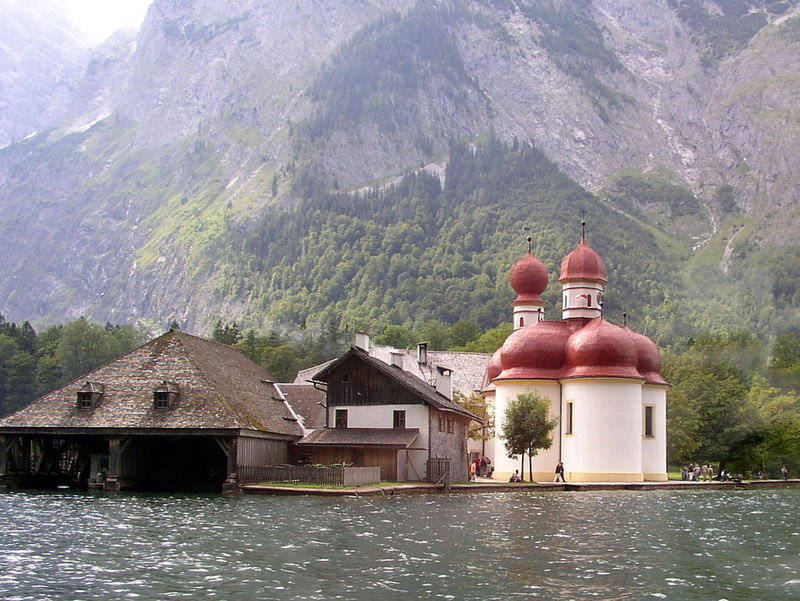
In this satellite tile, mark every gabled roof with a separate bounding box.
[295,345,491,397]
[0,330,303,437]
[313,347,481,422]
[275,383,327,430]
[297,428,420,448]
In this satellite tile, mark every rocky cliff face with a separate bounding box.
[0,0,798,333]
[0,0,86,147]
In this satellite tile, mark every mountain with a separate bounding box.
[0,0,86,147]
[0,0,798,345]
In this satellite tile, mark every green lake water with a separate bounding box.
[1,488,798,600]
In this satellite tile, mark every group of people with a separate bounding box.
[681,463,715,481]
[682,463,791,481]
[469,456,493,481]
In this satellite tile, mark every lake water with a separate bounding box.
[1,488,798,601]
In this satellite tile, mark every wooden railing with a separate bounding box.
[240,465,381,487]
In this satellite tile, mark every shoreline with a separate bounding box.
[242,478,800,497]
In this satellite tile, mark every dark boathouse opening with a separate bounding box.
[1,432,231,493]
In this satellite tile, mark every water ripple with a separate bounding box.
[1,489,798,600]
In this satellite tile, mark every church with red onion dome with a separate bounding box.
[482,231,668,482]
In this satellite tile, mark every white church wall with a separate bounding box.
[561,379,644,482]
[492,380,561,481]
[641,386,668,481]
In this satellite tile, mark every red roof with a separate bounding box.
[559,239,607,283]
[496,321,572,380]
[625,327,668,385]
[564,318,641,379]
[509,252,549,303]
[489,318,666,384]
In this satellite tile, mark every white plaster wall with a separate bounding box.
[491,380,561,479]
[513,305,545,329]
[472,391,496,464]
[561,281,603,320]
[641,386,667,479]
[561,379,642,478]
[328,404,429,479]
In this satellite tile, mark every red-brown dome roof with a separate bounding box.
[559,239,607,284]
[564,318,641,379]
[481,349,503,393]
[625,327,667,385]
[510,253,549,303]
[497,321,571,380]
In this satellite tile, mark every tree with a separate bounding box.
[212,320,242,345]
[54,318,113,382]
[374,324,414,348]
[771,333,800,370]
[454,391,495,443]
[501,392,559,482]
[448,320,481,348]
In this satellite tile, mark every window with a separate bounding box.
[76,382,104,410]
[154,391,170,409]
[77,391,94,409]
[153,381,179,410]
[565,401,574,435]
[564,293,569,308]
[393,410,406,429]
[519,317,524,327]
[446,417,454,434]
[644,405,655,438]
[335,409,348,428]
[341,374,350,384]
[438,415,446,432]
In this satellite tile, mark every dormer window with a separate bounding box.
[76,382,104,410]
[153,381,179,410]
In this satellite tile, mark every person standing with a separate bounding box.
[782,465,789,480]
[554,461,566,482]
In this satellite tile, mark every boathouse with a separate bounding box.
[0,330,302,492]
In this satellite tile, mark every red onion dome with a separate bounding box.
[564,318,641,379]
[559,239,607,284]
[625,327,667,385]
[510,253,549,303]
[497,320,570,380]
[481,349,503,392]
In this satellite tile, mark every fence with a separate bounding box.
[426,457,451,484]
[239,465,381,487]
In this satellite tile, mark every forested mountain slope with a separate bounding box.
[0,0,798,345]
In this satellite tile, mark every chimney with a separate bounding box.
[390,351,404,370]
[435,366,452,400]
[355,331,370,351]
[417,342,428,365]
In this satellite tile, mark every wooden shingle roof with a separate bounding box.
[313,347,481,422]
[0,330,302,437]
[275,383,327,430]
[297,428,420,448]
[295,345,491,397]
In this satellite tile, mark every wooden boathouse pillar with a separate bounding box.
[216,436,239,493]
[104,437,132,492]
